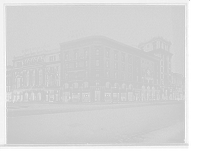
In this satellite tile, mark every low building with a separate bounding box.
[13,49,60,101]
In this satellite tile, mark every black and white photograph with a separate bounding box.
[5,4,186,145]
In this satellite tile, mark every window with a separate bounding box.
[74,62,78,68]
[156,41,160,49]
[96,60,99,66]
[156,63,158,70]
[142,68,144,75]
[114,50,118,60]
[85,61,88,67]
[95,48,100,56]
[135,67,138,73]
[136,76,138,82]
[73,83,78,89]
[115,72,118,79]
[74,52,78,59]
[96,69,100,77]
[74,72,78,78]
[50,74,55,86]
[105,47,110,58]
[96,73,100,77]
[128,54,133,64]
[85,71,88,77]
[83,82,88,88]
[135,58,138,65]
[122,73,125,80]
[153,42,156,50]
[84,48,89,58]
[121,53,126,62]
[65,73,69,79]
[114,62,118,69]
[122,63,125,71]
[106,61,109,68]
[128,65,132,72]
[128,74,132,81]
[66,63,69,69]
[106,71,110,78]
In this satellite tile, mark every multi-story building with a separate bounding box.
[138,37,172,99]
[6,66,12,101]
[60,36,161,103]
[172,73,183,99]
[12,50,60,101]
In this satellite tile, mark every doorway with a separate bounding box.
[95,90,101,102]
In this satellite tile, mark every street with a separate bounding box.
[6,102,185,145]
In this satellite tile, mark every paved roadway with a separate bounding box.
[6,102,185,145]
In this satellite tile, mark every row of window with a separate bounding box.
[152,41,169,51]
[46,78,59,87]
[46,66,59,72]
[64,48,89,61]
[65,60,89,69]
[49,56,56,62]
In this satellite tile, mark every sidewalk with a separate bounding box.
[7,101,184,117]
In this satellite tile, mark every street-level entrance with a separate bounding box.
[95,90,101,102]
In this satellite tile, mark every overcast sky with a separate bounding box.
[6,5,185,74]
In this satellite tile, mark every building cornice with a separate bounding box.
[60,36,161,60]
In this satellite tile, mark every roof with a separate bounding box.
[138,36,172,48]
[60,35,160,61]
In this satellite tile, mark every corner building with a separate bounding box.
[60,36,168,103]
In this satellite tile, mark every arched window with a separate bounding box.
[39,69,42,86]
[65,83,69,89]
[83,82,88,88]
[96,48,100,55]
[129,84,133,90]
[122,83,126,89]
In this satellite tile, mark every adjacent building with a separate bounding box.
[60,36,161,102]
[12,49,60,101]
[138,37,173,100]
[172,73,183,100]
